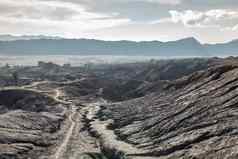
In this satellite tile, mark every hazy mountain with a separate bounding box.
[204,39,238,56]
[0,34,62,41]
[0,36,237,56]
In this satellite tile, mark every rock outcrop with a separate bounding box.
[102,58,222,101]
[102,64,238,158]
[0,89,65,158]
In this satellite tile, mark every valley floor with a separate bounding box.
[19,81,146,159]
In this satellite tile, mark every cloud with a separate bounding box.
[0,0,131,33]
[169,9,238,29]
[1,0,238,43]
[232,24,238,31]
[0,0,81,20]
[141,0,181,5]
[42,0,176,22]
[181,0,238,9]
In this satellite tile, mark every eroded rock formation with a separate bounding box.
[0,89,65,158]
[102,64,238,158]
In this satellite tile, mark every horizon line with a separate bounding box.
[0,34,236,45]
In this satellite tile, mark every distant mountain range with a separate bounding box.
[0,34,62,41]
[0,35,237,57]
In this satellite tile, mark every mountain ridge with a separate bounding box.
[0,34,62,41]
[0,35,202,43]
[0,36,237,56]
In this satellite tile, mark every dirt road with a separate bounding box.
[54,103,77,159]
[4,80,141,158]
[52,89,99,159]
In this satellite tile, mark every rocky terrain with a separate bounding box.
[0,89,65,158]
[101,58,223,101]
[101,62,238,158]
[2,57,238,158]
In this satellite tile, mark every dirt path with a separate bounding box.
[4,83,78,159]
[53,89,71,105]
[3,81,143,158]
[52,89,99,159]
[22,81,50,89]
[54,104,77,159]
[25,82,99,158]
[2,80,99,158]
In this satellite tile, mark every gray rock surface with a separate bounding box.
[0,89,65,158]
[102,64,238,158]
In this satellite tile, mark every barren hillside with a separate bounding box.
[101,63,238,158]
[0,89,65,158]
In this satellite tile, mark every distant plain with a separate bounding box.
[0,55,216,66]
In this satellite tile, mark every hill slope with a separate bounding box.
[101,63,238,158]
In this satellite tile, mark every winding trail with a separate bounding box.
[52,88,99,159]
[46,88,78,159]
[2,80,100,158]
[54,103,76,159]
[4,81,78,159]
[3,80,148,158]
[1,81,79,159]
[22,81,98,158]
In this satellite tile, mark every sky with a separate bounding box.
[0,0,238,43]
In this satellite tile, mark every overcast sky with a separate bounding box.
[1,0,238,43]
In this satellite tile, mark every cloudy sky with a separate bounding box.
[1,0,238,43]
